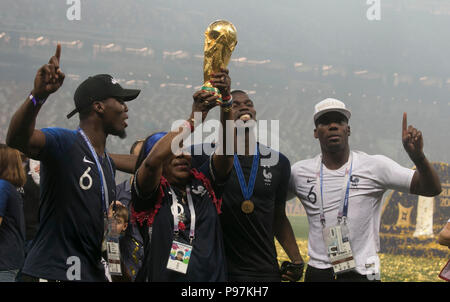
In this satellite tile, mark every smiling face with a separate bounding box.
[231,91,257,122]
[100,97,129,139]
[314,111,350,153]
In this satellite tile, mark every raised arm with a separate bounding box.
[6,44,65,158]
[210,68,234,182]
[136,90,219,196]
[402,113,442,196]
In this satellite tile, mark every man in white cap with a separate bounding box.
[288,98,441,282]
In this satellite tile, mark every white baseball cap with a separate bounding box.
[313,98,351,124]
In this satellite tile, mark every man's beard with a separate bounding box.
[117,129,127,139]
[109,127,127,139]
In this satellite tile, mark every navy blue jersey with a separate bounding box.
[132,158,227,282]
[0,179,25,270]
[22,128,116,281]
[192,144,291,281]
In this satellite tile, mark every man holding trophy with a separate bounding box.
[194,20,305,282]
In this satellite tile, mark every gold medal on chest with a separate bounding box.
[241,200,254,214]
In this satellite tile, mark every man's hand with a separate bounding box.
[280,261,305,282]
[191,90,219,122]
[108,200,125,219]
[210,68,231,98]
[32,43,65,100]
[402,112,424,162]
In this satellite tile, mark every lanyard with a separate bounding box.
[78,128,114,215]
[316,152,353,227]
[170,186,196,244]
[233,146,260,201]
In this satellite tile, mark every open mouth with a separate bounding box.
[123,115,129,127]
[237,112,253,121]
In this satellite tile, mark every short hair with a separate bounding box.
[0,144,26,187]
[231,89,247,96]
[113,203,129,222]
[130,139,145,155]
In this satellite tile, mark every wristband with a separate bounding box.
[280,261,305,282]
[221,96,233,107]
[29,93,47,107]
[222,95,231,102]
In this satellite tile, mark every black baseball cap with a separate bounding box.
[67,74,140,119]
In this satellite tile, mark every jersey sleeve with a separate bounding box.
[130,169,162,213]
[371,155,415,192]
[286,165,298,201]
[275,153,291,206]
[38,128,76,162]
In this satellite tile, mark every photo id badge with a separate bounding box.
[167,241,192,274]
[106,239,122,275]
[323,223,356,274]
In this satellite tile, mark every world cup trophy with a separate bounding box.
[201,20,237,104]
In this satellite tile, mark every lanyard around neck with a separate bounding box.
[78,128,114,215]
[170,186,196,244]
[233,145,260,201]
[316,152,353,227]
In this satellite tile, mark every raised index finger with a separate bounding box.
[55,43,61,61]
[402,112,408,135]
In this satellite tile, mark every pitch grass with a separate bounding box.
[279,216,448,282]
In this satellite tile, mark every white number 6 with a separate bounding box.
[79,167,93,190]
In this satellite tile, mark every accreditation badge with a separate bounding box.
[167,240,192,274]
[106,218,122,276]
[106,239,122,275]
[323,223,356,274]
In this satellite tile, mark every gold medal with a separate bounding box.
[241,200,254,214]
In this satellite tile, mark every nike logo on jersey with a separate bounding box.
[83,156,95,165]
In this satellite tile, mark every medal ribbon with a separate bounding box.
[316,152,353,227]
[233,145,260,202]
[78,128,115,215]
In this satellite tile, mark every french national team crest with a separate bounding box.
[262,167,272,186]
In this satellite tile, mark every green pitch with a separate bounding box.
[277,216,447,282]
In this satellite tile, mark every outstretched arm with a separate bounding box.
[402,113,441,196]
[6,44,65,158]
[108,154,137,174]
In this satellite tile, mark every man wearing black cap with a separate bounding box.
[6,44,140,281]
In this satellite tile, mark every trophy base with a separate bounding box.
[201,85,223,104]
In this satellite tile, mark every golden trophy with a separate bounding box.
[201,20,237,104]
